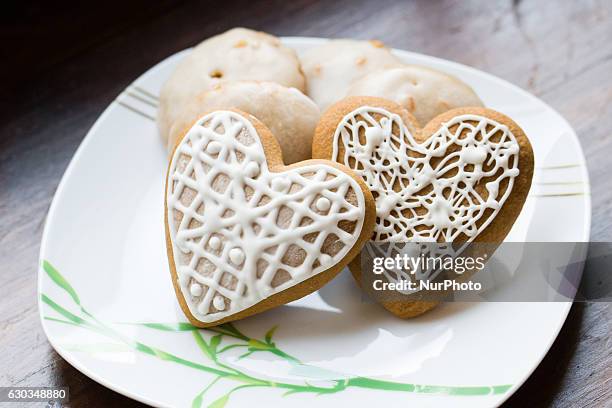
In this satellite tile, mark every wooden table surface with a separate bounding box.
[1,0,610,406]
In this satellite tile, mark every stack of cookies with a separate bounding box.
[161,28,533,327]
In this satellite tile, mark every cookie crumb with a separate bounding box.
[369,39,385,48]
[356,56,367,66]
[234,39,248,48]
[210,69,223,79]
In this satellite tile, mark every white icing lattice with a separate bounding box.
[167,111,365,322]
[332,106,520,291]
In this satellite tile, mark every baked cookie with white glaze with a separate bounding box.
[313,97,534,318]
[346,66,484,126]
[168,81,320,164]
[158,28,305,144]
[165,109,376,327]
[300,39,403,111]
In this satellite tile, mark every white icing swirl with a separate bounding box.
[332,106,520,243]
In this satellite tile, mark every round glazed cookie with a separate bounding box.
[300,39,403,111]
[346,66,484,126]
[165,109,376,327]
[158,28,305,144]
[168,81,320,164]
[313,96,534,318]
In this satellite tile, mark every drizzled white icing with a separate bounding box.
[332,106,520,292]
[212,295,226,311]
[167,111,365,323]
[332,106,520,242]
[315,197,331,212]
[208,236,221,250]
[228,248,245,265]
[189,283,203,297]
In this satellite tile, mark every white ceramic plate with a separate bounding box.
[38,37,590,408]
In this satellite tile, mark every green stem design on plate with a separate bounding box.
[41,261,512,406]
[123,321,301,364]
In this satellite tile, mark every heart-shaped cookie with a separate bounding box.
[313,97,534,317]
[165,109,375,327]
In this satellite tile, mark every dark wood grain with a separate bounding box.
[0,0,610,407]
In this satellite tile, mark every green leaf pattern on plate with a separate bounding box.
[41,261,512,406]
